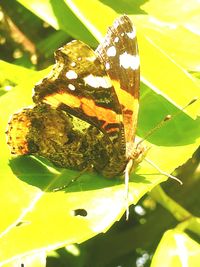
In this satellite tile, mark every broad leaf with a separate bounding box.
[1,2,200,264]
[0,59,199,265]
[16,0,97,46]
[151,229,200,267]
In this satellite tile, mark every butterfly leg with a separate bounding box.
[53,165,93,192]
[124,159,134,220]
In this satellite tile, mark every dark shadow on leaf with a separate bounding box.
[9,155,151,193]
[8,155,123,192]
[99,0,148,14]
[59,171,124,192]
[130,173,151,184]
[9,156,59,190]
[62,170,151,193]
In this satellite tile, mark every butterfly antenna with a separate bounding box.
[136,97,198,148]
[145,158,183,185]
[124,159,133,220]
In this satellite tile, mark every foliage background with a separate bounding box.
[0,0,200,266]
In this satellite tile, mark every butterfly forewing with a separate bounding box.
[33,40,126,155]
[96,15,140,149]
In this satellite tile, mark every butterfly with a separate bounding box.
[7,16,147,215]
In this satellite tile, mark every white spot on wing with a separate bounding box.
[66,70,78,79]
[119,52,140,70]
[121,32,125,36]
[113,20,119,29]
[84,74,111,88]
[71,62,76,67]
[105,62,110,70]
[68,84,75,90]
[106,46,116,57]
[114,37,119,43]
[87,55,96,62]
[127,30,136,39]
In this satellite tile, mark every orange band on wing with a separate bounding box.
[111,80,139,143]
[45,92,81,108]
[44,92,121,126]
[81,97,118,124]
[112,80,137,111]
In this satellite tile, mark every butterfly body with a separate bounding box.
[7,15,143,180]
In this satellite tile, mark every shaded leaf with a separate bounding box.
[16,0,97,46]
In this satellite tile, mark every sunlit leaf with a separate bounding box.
[151,229,200,267]
[0,59,199,264]
[1,2,200,264]
[2,251,46,267]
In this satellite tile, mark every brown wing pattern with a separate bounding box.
[33,40,126,154]
[96,15,140,151]
[7,16,140,178]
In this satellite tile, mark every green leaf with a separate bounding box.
[37,31,71,58]
[136,16,200,72]
[0,61,35,88]
[150,186,200,236]
[142,0,200,25]
[2,251,46,267]
[1,3,200,264]
[141,0,200,71]
[0,62,161,264]
[0,61,200,265]
[150,229,200,267]
[16,0,97,46]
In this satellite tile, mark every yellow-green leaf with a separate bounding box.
[151,229,200,267]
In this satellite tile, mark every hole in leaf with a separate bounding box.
[16,221,24,227]
[16,221,29,227]
[73,209,87,217]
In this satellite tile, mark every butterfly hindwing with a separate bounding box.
[96,15,140,150]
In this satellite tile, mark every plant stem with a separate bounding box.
[149,185,200,236]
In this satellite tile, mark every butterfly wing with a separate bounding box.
[96,15,140,153]
[33,40,125,155]
[7,16,140,179]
